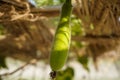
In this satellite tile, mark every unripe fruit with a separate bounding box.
[50,0,72,71]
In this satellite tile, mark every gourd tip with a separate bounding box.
[50,71,57,80]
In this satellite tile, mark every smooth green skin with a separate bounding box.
[50,0,72,71]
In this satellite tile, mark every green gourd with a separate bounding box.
[50,0,72,72]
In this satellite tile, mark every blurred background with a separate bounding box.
[0,0,120,80]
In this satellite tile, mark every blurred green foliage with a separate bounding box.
[78,55,89,71]
[71,16,84,36]
[0,24,4,35]
[56,67,74,80]
[0,77,2,80]
[0,56,7,68]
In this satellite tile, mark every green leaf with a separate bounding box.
[0,77,2,80]
[0,24,4,35]
[56,67,74,80]
[71,17,83,36]
[77,55,89,71]
[71,41,84,48]
[0,56,7,68]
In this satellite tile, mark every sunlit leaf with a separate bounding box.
[71,17,83,36]
[71,41,84,48]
